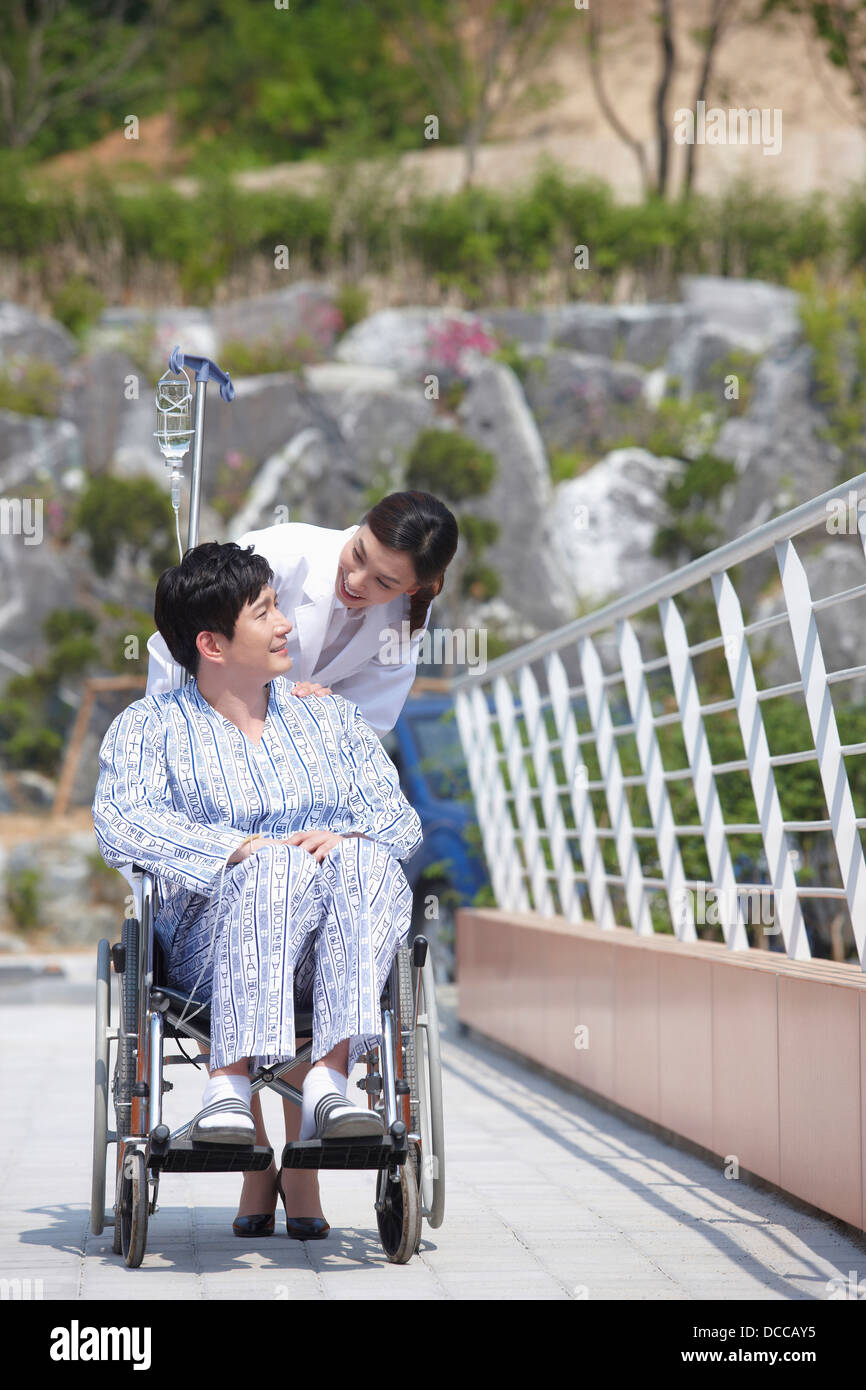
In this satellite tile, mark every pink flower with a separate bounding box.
[225,450,243,470]
[427,318,497,373]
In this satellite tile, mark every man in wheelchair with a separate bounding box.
[92,540,422,1237]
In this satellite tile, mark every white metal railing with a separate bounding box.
[453,473,866,969]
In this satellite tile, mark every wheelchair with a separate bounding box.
[89,864,445,1268]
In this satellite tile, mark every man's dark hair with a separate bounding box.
[154,541,274,678]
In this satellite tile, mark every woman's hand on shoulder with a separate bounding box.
[291,681,333,699]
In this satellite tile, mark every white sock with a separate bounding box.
[300,1064,350,1140]
[198,1070,254,1133]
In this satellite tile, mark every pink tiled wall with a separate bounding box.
[456,908,866,1233]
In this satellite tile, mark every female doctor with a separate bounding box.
[147,491,458,735]
[144,490,459,1240]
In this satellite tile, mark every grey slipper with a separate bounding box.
[184,1097,256,1146]
[313,1092,385,1140]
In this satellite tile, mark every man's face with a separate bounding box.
[335,525,419,610]
[201,585,293,679]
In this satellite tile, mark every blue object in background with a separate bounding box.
[380,693,490,980]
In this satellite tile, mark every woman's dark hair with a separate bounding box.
[154,541,274,677]
[363,491,459,634]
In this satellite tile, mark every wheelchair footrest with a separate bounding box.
[149,1141,274,1173]
[280,1136,406,1171]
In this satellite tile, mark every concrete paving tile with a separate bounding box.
[5,964,866,1302]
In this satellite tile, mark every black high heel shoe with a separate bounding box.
[232,1212,275,1237]
[232,1171,277,1237]
[277,1167,330,1240]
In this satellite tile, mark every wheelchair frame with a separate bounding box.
[91,866,445,1267]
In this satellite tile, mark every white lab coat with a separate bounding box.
[144,522,428,735]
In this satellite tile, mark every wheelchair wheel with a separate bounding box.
[116,916,140,1135]
[90,939,111,1236]
[113,916,139,1254]
[376,1142,422,1264]
[412,951,445,1229]
[117,1146,148,1268]
[397,948,419,1134]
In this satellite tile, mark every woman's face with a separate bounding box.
[335,525,419,610]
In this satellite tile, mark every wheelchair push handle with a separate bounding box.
[169,346,235,403]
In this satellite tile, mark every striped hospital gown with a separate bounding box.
[92,677,422,1071]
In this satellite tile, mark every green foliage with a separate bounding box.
[406,429,497,502]
[168,0,426,171]
[333,283,368,334]
[790,264,866,473]
[440,380,468,413]
[549,447,593,483]
[99,601,154,675]
[642,391,737,564]
[713,180,834,280]
[0,357,63,417]
[707,348,761,416]
[0,608,101,772]
[0,160,857,309]
[50,275,106,340]
[0,4,163,159]
[407,186,508,305]
[492,339,528,380]
[5,867,43,932]
[460,561,500,601]
[458,514,500,554]
[645,391,720,458]
[0,719,64,773]
[73,475,176,579]
[472,883,497,909]
[221,337,319,376]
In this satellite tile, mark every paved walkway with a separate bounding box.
[1,952,865,1301]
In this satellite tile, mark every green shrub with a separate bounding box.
[645,393,720,459]
[50,275,106,340]
[99,602,155,675]
[73,475,177,578]
[707,348,761,416]
[0,606,103,773]
[492,339,528,380]
[440,380,467,413]
[334,283,368,333]
[460,560,500,600]
[406,429,497,502]
[0,720,63,773]
[652,452,737,563]
[459,514,500,553]
[0,357,63,417]
[790,265,866,472]
[549,447,593,483]
[222,334,323,376]
[0,163,854,313]
[6,867,42,932]
[714,180,834,281]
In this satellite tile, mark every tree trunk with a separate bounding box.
[655,0,676,197]
[684,0,732,197]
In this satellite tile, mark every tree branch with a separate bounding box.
[586,4,650,196]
